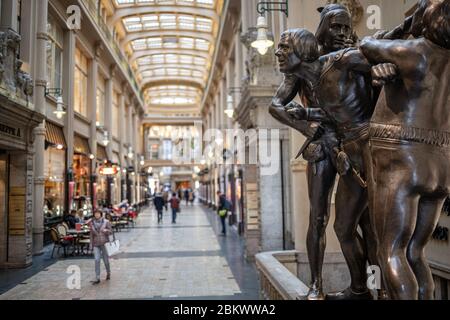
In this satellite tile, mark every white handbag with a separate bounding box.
[104,232,120,257]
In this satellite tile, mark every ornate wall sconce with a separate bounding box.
[257,1,289,17]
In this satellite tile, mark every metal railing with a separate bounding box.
[83,0,144,101]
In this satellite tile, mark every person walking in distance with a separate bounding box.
[184,188,189,206]
[169,192,180,224]
[153,192,165,223]
[217,191,230,236]
[88,209,112,284]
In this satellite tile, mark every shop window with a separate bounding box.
[72,154,92,216]
[74,47,89,117]
[96,75,105,126]
[46,15,64,97]
[44,147,65,219]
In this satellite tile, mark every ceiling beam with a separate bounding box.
[109,6,219,27]
[141,80,204,91]
[130,49,210,63]
[121,30,214,47]
[138,64,207,74]
[141,76,205,87]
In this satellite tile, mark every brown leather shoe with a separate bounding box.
[106,274,111,280]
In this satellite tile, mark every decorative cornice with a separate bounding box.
[94,41,104,59]
[110,64,117,78]
[36,32,48,41]
[34,79,47,87]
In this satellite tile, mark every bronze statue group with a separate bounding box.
[269,0,450,300]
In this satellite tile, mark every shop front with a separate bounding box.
[0,94,43,268]
[43,122,66,244]
[71,135,92,218]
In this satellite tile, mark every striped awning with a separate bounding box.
[97,144,108,161]
[45,122,66,148]
[74,135,90,155]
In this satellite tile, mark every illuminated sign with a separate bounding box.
[99,165,118,175]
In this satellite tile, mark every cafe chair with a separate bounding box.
[50,228,71,258]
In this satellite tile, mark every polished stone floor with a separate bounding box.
[0,203,259,300]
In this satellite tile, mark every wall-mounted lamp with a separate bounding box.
[140,155,145,166]
[251,15,274,55]
[224,95,234,119]
[128,146,134,159]
[102,130,110,146]
[147,167,153,174]
[256,1,289,17]
[89,154,95,160]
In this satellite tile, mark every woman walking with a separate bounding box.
[88,209,112,284]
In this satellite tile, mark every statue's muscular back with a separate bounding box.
[371,38,450,132]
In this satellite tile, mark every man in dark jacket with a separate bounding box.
[64,210,78,229]
[153,192,165,223]
[217,191,228,236]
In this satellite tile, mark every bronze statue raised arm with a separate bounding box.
[359,0,450,300]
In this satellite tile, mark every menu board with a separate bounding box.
[246,183,259,230]
[9,192,26,236]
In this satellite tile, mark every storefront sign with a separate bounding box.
[0,122,21,138]
[99,165,118,175]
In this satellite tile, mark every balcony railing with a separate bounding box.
[83,0,143,102]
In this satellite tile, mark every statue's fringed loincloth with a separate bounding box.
[370,123,450,147]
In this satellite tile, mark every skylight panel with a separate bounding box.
[180,69,191,76]
[196,17,213,32]
[116,0,135,5]
[193,57,205,65]
[195,38,209,50]
[180,37,194,49]
[160,14,177,29]
[180,55,192,64]
[165,54,178,63]
[148,37,163,48]
[192,70,203,78]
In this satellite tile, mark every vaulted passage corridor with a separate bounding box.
[0,203,259,300]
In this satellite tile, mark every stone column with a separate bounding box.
[133,110,139,202]
[143,127,149,159]
[132,109,138,204]
[31,0,48,255]
[118,92,126,202]
[118,85,126,163]
[234,32,243,103]
[127,104,133,149]
[88,52,99,209]
[105,66,114,158]
[0,0,18,31]
[63,30,75,210]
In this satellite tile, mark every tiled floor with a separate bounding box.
[0,203,259,300]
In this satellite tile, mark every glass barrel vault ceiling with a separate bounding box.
[112,0,222,111]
